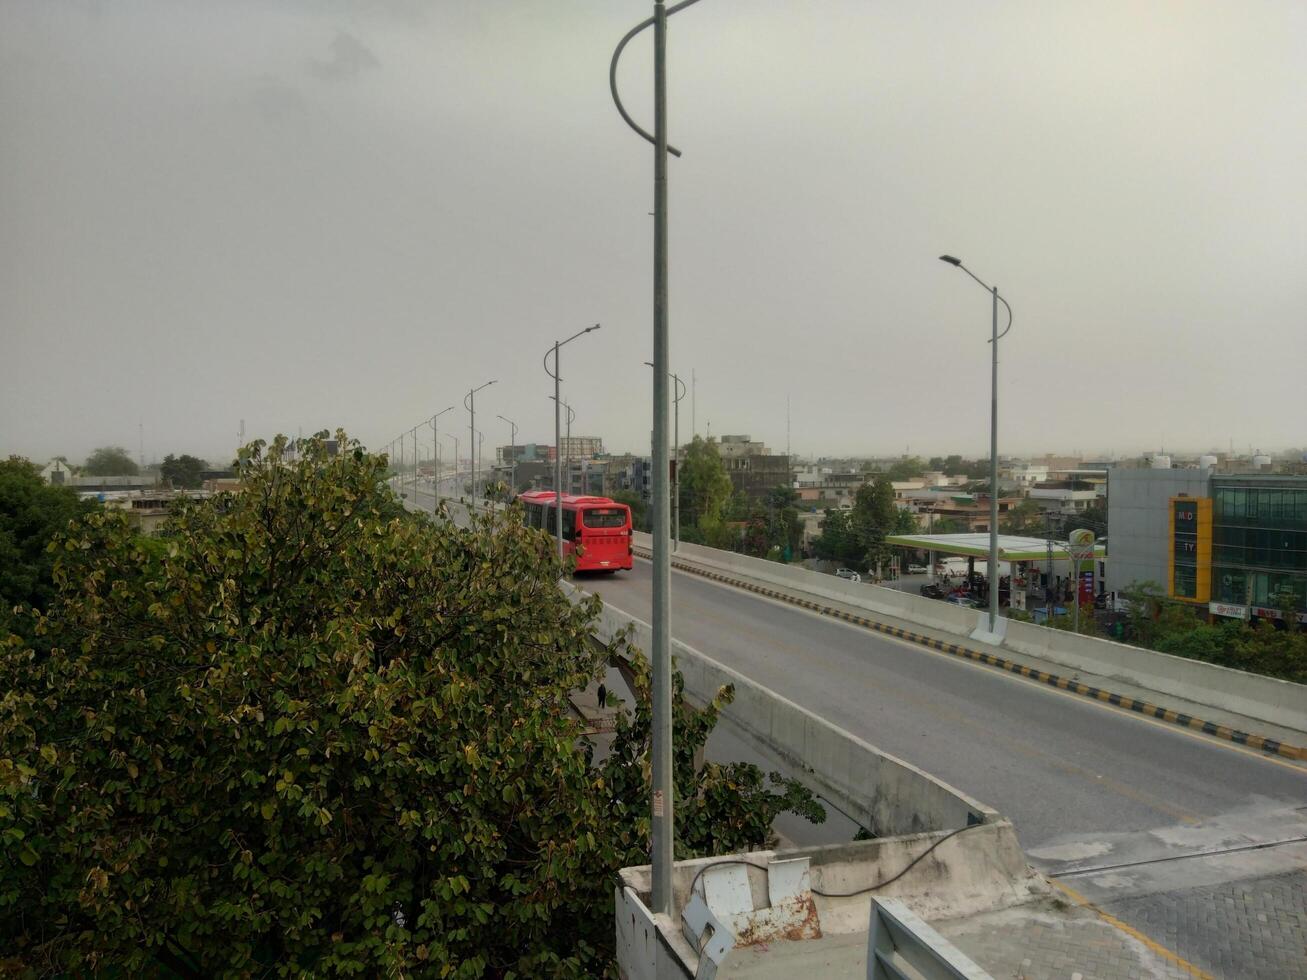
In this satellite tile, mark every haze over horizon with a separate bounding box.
[3,1,1304,466]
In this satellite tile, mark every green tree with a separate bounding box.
[0,457,98,636]
[611,490,648,532]
[852,477,898,572]
[0,432,821,976]
[812,509,863,568]
[1000,498,1044,535]
[928,515,963,534]
[83,446,139,476]
[883,457,926,482]
[678,436,733,541]
[603,653,823,858]
[159,453,209,489]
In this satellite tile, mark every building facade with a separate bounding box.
[1107,468,1307,624]
[1105,467,1212,598]
[1207,476,1307,622]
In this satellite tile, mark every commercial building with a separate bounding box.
[1105,467,1211,597]
[1106,468,1307,624]
[558,436,603,460]
[717,435,792,502]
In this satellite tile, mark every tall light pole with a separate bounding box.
[564,400,575,494]
[543,324,601,559]
[939,254,1013,635]
[442,433,460,498]
[464,380,496,504]
[612,0,703,916]
[430,406,455,513]
[497,414,518,496]
[647,362,686,550]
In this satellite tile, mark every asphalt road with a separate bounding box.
[580,558,1307,853]
[404,491,1307,970]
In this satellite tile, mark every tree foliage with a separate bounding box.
[83,446,139,477]
[602,653,823,859]
[1000,498,1045,536]
[610,490,647,533]
[678,437,733,543]
[1068,581,1307,683]
[159,454,209,490]
[0,458,98,638]
[1,432,823,977]
[881,457,925,482]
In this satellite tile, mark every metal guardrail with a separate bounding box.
[867,898,992,980]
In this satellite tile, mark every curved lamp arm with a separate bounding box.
[610,0,704,157]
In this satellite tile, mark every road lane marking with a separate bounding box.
[1048,878,1215,979]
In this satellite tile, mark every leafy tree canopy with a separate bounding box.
[83,446,139,476]
[1,432,821,977]
[678,436,733,540]
[0,457,98,636]
[159,453,209,490]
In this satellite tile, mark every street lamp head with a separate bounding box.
[585,323,601,334]
[939,254,962,267]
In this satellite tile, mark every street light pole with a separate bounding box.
[611,0,707,917]
[939,254,1013,635]
[543,324,601,559]
[464,380,497,505]
[564,400,575,493]
[647,362,687,550]
[497,415,518,496]
[430,406,455,513]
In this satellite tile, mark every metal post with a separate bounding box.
[433,416,439,514]
[650,0,674,917]
[469,390,475,501]
[673,373,684,551]
[989,286,999,633]
[554,342,563,557]
[498,416,518,497]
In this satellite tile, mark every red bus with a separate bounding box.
[516,490,634,572]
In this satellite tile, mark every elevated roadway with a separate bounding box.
[405,487,1307,974]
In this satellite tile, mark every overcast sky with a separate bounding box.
[3,0,1304,467]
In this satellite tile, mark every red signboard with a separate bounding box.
[1078,568,1095,606]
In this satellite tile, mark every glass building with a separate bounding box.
[1208,476,1307,621]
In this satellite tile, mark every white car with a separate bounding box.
[907,564,928,575]
[835,568,861,583]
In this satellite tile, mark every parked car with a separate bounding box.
[907,564,928,575]
[945,594,977,607]
[835,568,861,583]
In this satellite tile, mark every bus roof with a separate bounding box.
[516,491,627,508]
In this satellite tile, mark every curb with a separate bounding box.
[633,548,1307,763]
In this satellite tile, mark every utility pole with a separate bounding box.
[465,380,497,505]
[543,326,601,558]
[498,415,518,497]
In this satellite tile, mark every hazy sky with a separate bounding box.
[3,0,1304,467]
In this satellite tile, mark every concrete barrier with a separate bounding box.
[1001,618,1307,734]
[589,602,998,838]
[634,532,979,636]
[638,533,1307,735]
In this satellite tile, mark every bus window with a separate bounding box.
[583,508,627,529]
[563,509,576,541]
[546,507,557,535]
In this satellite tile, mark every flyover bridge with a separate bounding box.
[404,484,1307,976]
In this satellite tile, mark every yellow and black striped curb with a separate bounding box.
[631,548,1307,763]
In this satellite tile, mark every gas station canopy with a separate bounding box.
[884,532,1107,562]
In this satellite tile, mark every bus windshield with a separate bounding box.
[582,508,627,529]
